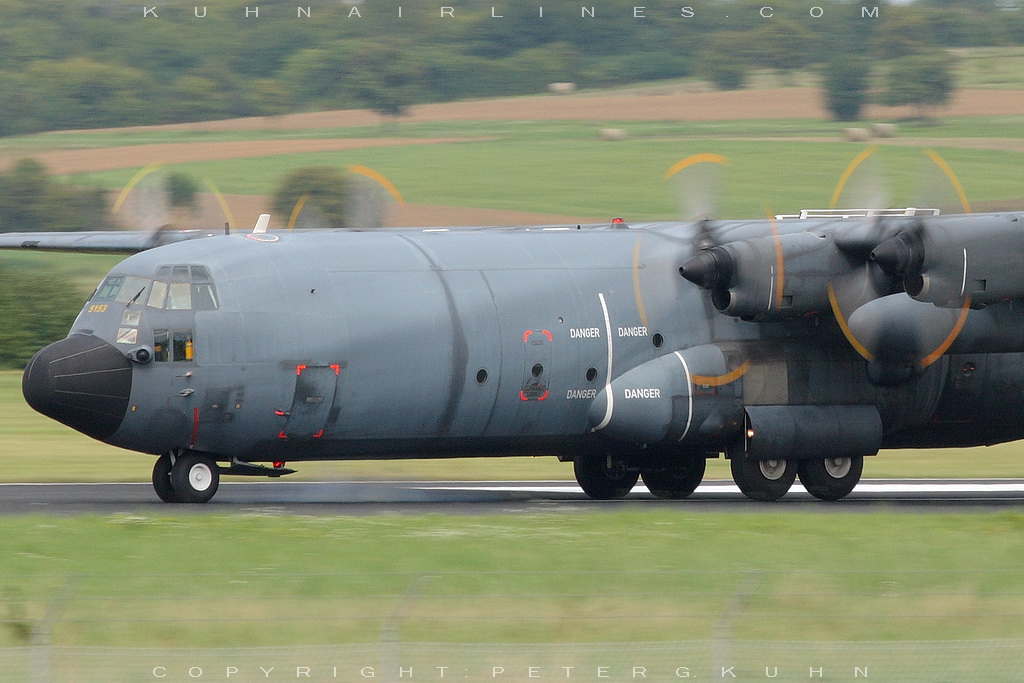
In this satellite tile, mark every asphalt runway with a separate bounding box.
[4,479,1024,515]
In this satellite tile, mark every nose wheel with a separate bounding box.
[152,451,221,503]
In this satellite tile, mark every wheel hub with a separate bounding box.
[188,463,214,492]
[758,459,787,481]
[823,457,852,479]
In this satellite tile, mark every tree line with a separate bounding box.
[0,0,1021,135]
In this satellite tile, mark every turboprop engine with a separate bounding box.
[871,213,1024,308]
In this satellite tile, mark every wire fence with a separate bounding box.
[2,570,1023,682]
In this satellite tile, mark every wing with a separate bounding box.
[0,229,222,254]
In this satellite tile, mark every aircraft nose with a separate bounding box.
[22,333,133,440]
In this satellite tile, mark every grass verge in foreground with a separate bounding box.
[1,510,1023,647]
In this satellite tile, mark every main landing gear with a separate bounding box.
[797,456,864,502]
[571,448,865,502]
[727,449,865,502]
[573,449,708,500]
[573,452,640,500]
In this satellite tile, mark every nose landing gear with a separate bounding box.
[152,451,220,503]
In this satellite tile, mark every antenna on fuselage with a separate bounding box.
[252,214,271,234]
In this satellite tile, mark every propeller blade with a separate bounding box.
[663,153,729,223]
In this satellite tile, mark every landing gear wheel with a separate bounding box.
[170,452,220,503]
[152,453,182,503]
[641,455,706,499]
[574,453,639,500]
[798,456,864,501]
[730,457,796,502]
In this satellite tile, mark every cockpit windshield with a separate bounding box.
[149,265,218,311]
[93,265,218,311]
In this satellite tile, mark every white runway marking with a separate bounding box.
[421,480,1024,496]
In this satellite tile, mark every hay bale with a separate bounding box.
[872,122,898,138]
[599,128,627,141]
[844,127,870,142]
[547,82,577,95]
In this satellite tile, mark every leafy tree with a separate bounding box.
[0,159,114,232]
[165,75,231,122]
[870,7,936,60]
[696,32,751,91]
[23,57,153,130]
[0,264,84,369]
[165,172,199,228]
[698,52,747,91]
[822,57,871,121]
[272,167,349,229]
[346,42,422,122]
[749,19,817,83]
[878,52,957,120]
[0,159,50,231]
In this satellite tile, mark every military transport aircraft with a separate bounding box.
[2,158,1023,504]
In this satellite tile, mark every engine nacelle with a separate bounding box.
[681,232,858,321]
[872,214,1024,308]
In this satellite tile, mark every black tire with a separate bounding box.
[730,457,796,502]
[798,456,864,501]
[152,453,182,503]
[641,455,707,499]
[574,453,639,500]
[170,452,220,503]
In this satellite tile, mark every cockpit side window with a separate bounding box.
[172,329,194,361]
[189,266,218,310]
[93,276,125,302]
[92,275,151,303]
[153,328,194,362]
[153,329,169,362]
[192,283,218,310]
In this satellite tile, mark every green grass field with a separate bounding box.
[2,511,1024,648]
[61,136,1024,221]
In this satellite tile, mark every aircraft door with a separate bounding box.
[283,364,341,439]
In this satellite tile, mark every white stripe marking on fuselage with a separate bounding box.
[673,351,694,442]
[591,293,615,432]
